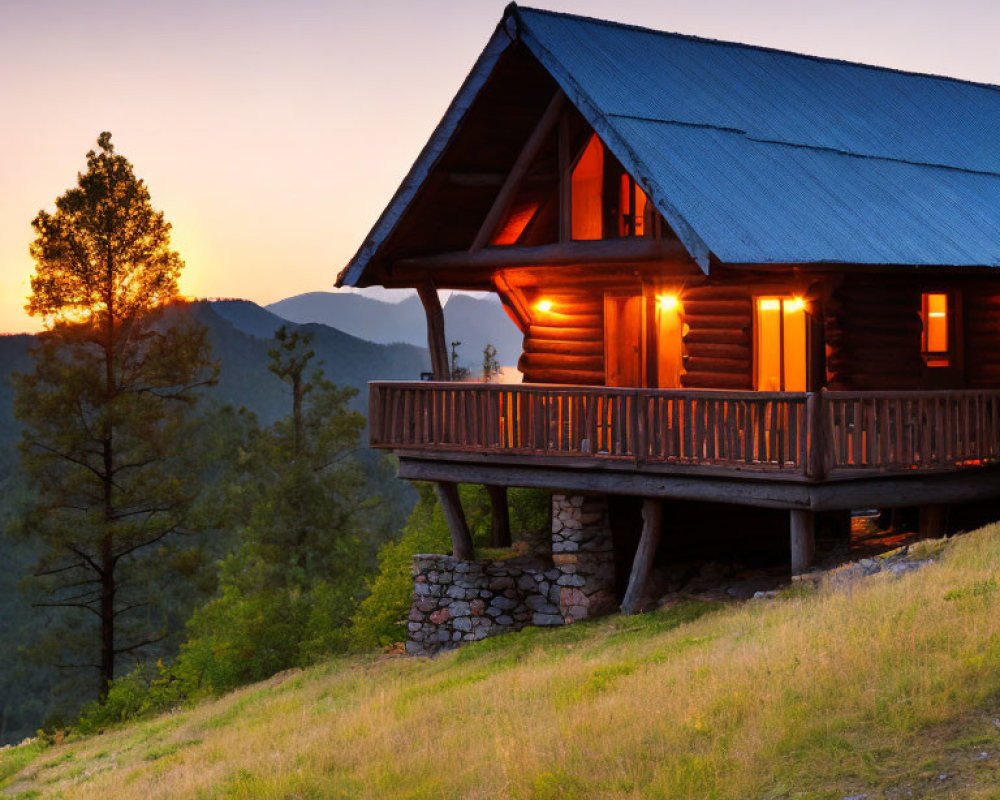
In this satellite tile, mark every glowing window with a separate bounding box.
[571,134,603,240]
[655,294,684,388]
[755,296,807,391]
[921,293,950,367]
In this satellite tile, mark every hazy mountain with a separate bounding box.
[0,301,429,461]
[197,300,429,423]
[266,291,524,369]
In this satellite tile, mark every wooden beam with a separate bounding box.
[486,485,512,548]
[790,509,815,574]
[441,171,505,188]
[470,89,566,253]
[435,481,475,560]
[558,113,571,243]
[918,504,947,539]
[416,281,450,380]
[621,499,663,614]
[395,238,692,273]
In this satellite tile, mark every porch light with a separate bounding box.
[786,297,805,312]
[657,294,679,312]
[535,299,553,313]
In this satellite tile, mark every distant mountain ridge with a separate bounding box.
[266,291,524,370]
[0,300,430,456]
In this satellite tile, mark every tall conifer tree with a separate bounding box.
[15,133,216,699]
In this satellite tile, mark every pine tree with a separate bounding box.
[14,132,217,700]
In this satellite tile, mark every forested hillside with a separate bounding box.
[0,300,426,744]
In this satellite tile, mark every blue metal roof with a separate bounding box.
[339,5,1000,285]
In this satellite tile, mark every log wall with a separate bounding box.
[503,265,1000,392]
[678,285,753,390]
[965,285,1000,388]
[824,277,924,390]
[518,288,605,384]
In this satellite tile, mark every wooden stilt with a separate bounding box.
[918,504,946,539]
[621,499,663,615]
[417,282,450,381]
[790,509,815,574]
[435,481,475,560]
[485,485,512,548]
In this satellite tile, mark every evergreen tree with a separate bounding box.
[177,326,370,693]
[14,132,216,700]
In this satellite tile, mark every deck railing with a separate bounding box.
[368,382,1000,480]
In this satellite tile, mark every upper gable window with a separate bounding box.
[571,133,650,241]
[571,134,603,240]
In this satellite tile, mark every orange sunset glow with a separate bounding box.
[4,0,1000,332]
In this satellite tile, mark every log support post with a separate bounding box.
[790,509,816,574]
[918,504,947,540]
[486,485,512,548]
[621,499,663,615]
[417,281,450,381]
[435,481,474,561]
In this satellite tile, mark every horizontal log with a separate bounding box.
[683,357,750,375]
[527,324,602,341]
[533,301,604,315]
[521,369,605,385]
[681,371,753,390]
[684,314,752,330]
[682,342,752,360]
[683,329,751,345]
[536,313,602,328]
[518,352,604,371]
[394,238,693,272]
[523,338,604,356]
[829,319,922,335]
[678,300,752,316]
[681,287,755,301]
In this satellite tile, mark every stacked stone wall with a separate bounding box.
[406,493,619,656]
[551,494,618,620]
[407,555,564,656]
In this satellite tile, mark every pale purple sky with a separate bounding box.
[2,0,999,332]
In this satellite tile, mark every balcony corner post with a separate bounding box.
[806,389,829,481]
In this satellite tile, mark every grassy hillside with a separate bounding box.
[5,529,1000,798]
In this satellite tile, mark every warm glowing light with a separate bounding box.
[928,312,946,318]
[786,297,805,312]
[535,299,553,313]
[759,298,781,312]
[658,294,679,312]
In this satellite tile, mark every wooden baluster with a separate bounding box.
[756,399,767,464]
[672,397,682,459]
[878,398,890,467]
[865,397,877,467]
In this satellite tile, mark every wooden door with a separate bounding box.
[605,295,644,387]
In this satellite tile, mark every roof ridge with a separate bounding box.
[507,3,1000,96]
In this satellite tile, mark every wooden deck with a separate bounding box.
[369,382,1000,482]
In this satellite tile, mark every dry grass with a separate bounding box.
[5,527,1000,799]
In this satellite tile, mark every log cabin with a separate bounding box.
[337,4,1000,624]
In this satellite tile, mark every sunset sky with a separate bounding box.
[3,0,1000,333]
